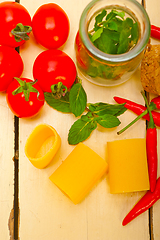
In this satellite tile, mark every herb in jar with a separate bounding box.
[88,9,139,54]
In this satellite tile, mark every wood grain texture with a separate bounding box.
[1,0,160,239]
[0,93,14,240]
[145,0,160,239]
[18,0,150,239]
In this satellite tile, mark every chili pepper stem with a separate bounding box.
[141,91,155,128]
[117,102,156,135]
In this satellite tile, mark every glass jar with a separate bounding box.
[75,0,150,86]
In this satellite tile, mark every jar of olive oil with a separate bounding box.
[75,0,150,86]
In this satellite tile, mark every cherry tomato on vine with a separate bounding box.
[6,78,45,118]
[0,45,23,92]
[32,3,70,49]
[0,1,32,48]
[33,49,77,93]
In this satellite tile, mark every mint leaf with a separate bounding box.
[114,105,127,116]
[105,10,117,22]
[94,29,118,54]
[88,102,127,116]
[104,10,124,23]
[89,9,139,55]
[131,22,139,44]
[117,30,130,54]
[113,18,123,32]
[68,114,97,145]
[94,9,107,31]
[112,10,125,19]
[96,114,121,128]
[107,21,118,31]
[117,18,134,54]
[102,28,120,42]
[91,27,104,42]
[123,17,133,31]
[44,92,71,113]
[69,83,87,117]
[87,64,98,77]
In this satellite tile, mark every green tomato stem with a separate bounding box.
[11,23,32,42]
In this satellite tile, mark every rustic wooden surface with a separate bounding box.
[146,0,160,239]
[0,0,159,239]
[0,95,14,240]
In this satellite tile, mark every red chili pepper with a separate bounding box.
[151,96,160,108]
[142,91,158,192]
[151,25,160,40]
[114,96,160,127]
[146,127,158,192]
[122,177,160,226]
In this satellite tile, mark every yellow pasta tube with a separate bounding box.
[25,124,61,169]
[49,143,108,204]
[107,138,150,194]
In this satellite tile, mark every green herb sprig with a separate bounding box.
[44,81,126,145]
[89,9,139,54]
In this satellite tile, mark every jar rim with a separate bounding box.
[79,0,151,63]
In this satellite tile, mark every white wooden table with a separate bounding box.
[0,0,160,239]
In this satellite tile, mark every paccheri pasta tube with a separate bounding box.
[49,143,108,204]
[107,138,150,194]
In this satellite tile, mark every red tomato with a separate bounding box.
[0,1,31,48]
[0,45,23,92]
[6,78,45,118]
[33,49,77,92]
[32,3,70,49]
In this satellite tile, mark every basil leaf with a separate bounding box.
[96,114,121,128]
[44,92,71,113]
[68,115,97,145]
[69,83,87,117]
